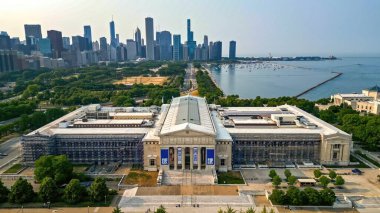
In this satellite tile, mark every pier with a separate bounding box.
[295,72,342,98]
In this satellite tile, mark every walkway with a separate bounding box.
[162,169,214,185]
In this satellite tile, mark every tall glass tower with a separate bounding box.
[110,20,116,47]
[145,17,154,60]
[84,25,92,50]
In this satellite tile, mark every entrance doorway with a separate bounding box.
[185,147,190,170]
[201,147,206,169]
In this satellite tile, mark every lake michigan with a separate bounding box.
[209,57,380,100]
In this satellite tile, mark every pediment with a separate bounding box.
[160,123,215,137]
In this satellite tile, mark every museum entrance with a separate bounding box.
[185,147,190,170]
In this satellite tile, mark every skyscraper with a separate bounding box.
[0,34,11,50]
[47,30,63,58]
[62,37,70,50]
[229,40,236,59]
[187,19,193,42]
[24,24,42,41]
[213,41,222,61]
[186,19,196,60]
[99,37,108,61]
[203,35,208,47]
[134,28,142,57]
[173,34,181,61]
[72,36,87,51]
[38,38,51,56]
[145,17,154,60]
[159,31,172,61]
[126,39,137,60]
[110,19,116,47]
[83,25,92,50]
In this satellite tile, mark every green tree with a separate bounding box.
[268,170,277,179]
[272,175,282,187]
[303,187,321,205]
[89,177,109,202]
[335,176,345,186]
[63,179,87,204]
[285,187,304,205]
[39,177,58,202]
[284,169,292,181]
[8,178,34,204]
[328,170,337,180]
[34,155,73,185]
[288,175,297,186]
[313,169,322,178]
[155,204,167,213]
[319,188,336,205]
[269,189,286,205]
[319,176,330,188]
[22,84,40,99]
[112,206,123,213]
[0,179,10,203]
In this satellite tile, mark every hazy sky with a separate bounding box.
[1,0,380,57]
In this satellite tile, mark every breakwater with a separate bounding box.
[294,72,342,98]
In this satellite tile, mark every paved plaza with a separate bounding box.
[162,169,214,185]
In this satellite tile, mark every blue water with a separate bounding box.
[209,57,380,100]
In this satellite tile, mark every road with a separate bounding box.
[182,63,198,94]
[0,117,19,126]
[0,136,22,171]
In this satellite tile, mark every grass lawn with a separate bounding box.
[123,170,158,187]
[217,171,245,184]
[357,152,380,167]
[3,164,24,174]
[72,164,91,173]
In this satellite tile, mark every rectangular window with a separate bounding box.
[150,159,155,166]
[221,159,225,166]
[333,144,340,149]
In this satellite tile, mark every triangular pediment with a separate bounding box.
[160,123,215,136]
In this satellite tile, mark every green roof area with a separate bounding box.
[367,85,380,92]
[175,97,201,125]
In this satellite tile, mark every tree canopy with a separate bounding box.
[34,155,73,185]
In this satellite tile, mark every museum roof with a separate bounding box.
[220,105,351,137]
[160,95,215,136]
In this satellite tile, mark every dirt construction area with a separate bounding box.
[136,185,238,196]
[114,76,168,85]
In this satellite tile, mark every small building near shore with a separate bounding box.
[331,85,380,115]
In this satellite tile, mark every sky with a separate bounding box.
[1,0,380,57]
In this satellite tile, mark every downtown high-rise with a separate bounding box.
[84,25,92,50]
[145,17,154,60]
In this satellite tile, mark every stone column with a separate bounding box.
[182,147,185,170]
[174,147,178,170]
[190,147,194,170]
[198,147,201,170]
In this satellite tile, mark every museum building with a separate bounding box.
[21,95,352,171]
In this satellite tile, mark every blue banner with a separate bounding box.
[177,147,182,165]
[206,149,214,165]
[193,147,198,165]
[161,149,169,165]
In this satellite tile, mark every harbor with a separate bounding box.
[208,57,380,100]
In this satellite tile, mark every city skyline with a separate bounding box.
[1,0,380,57]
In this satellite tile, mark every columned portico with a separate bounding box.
[161,145,214,170]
